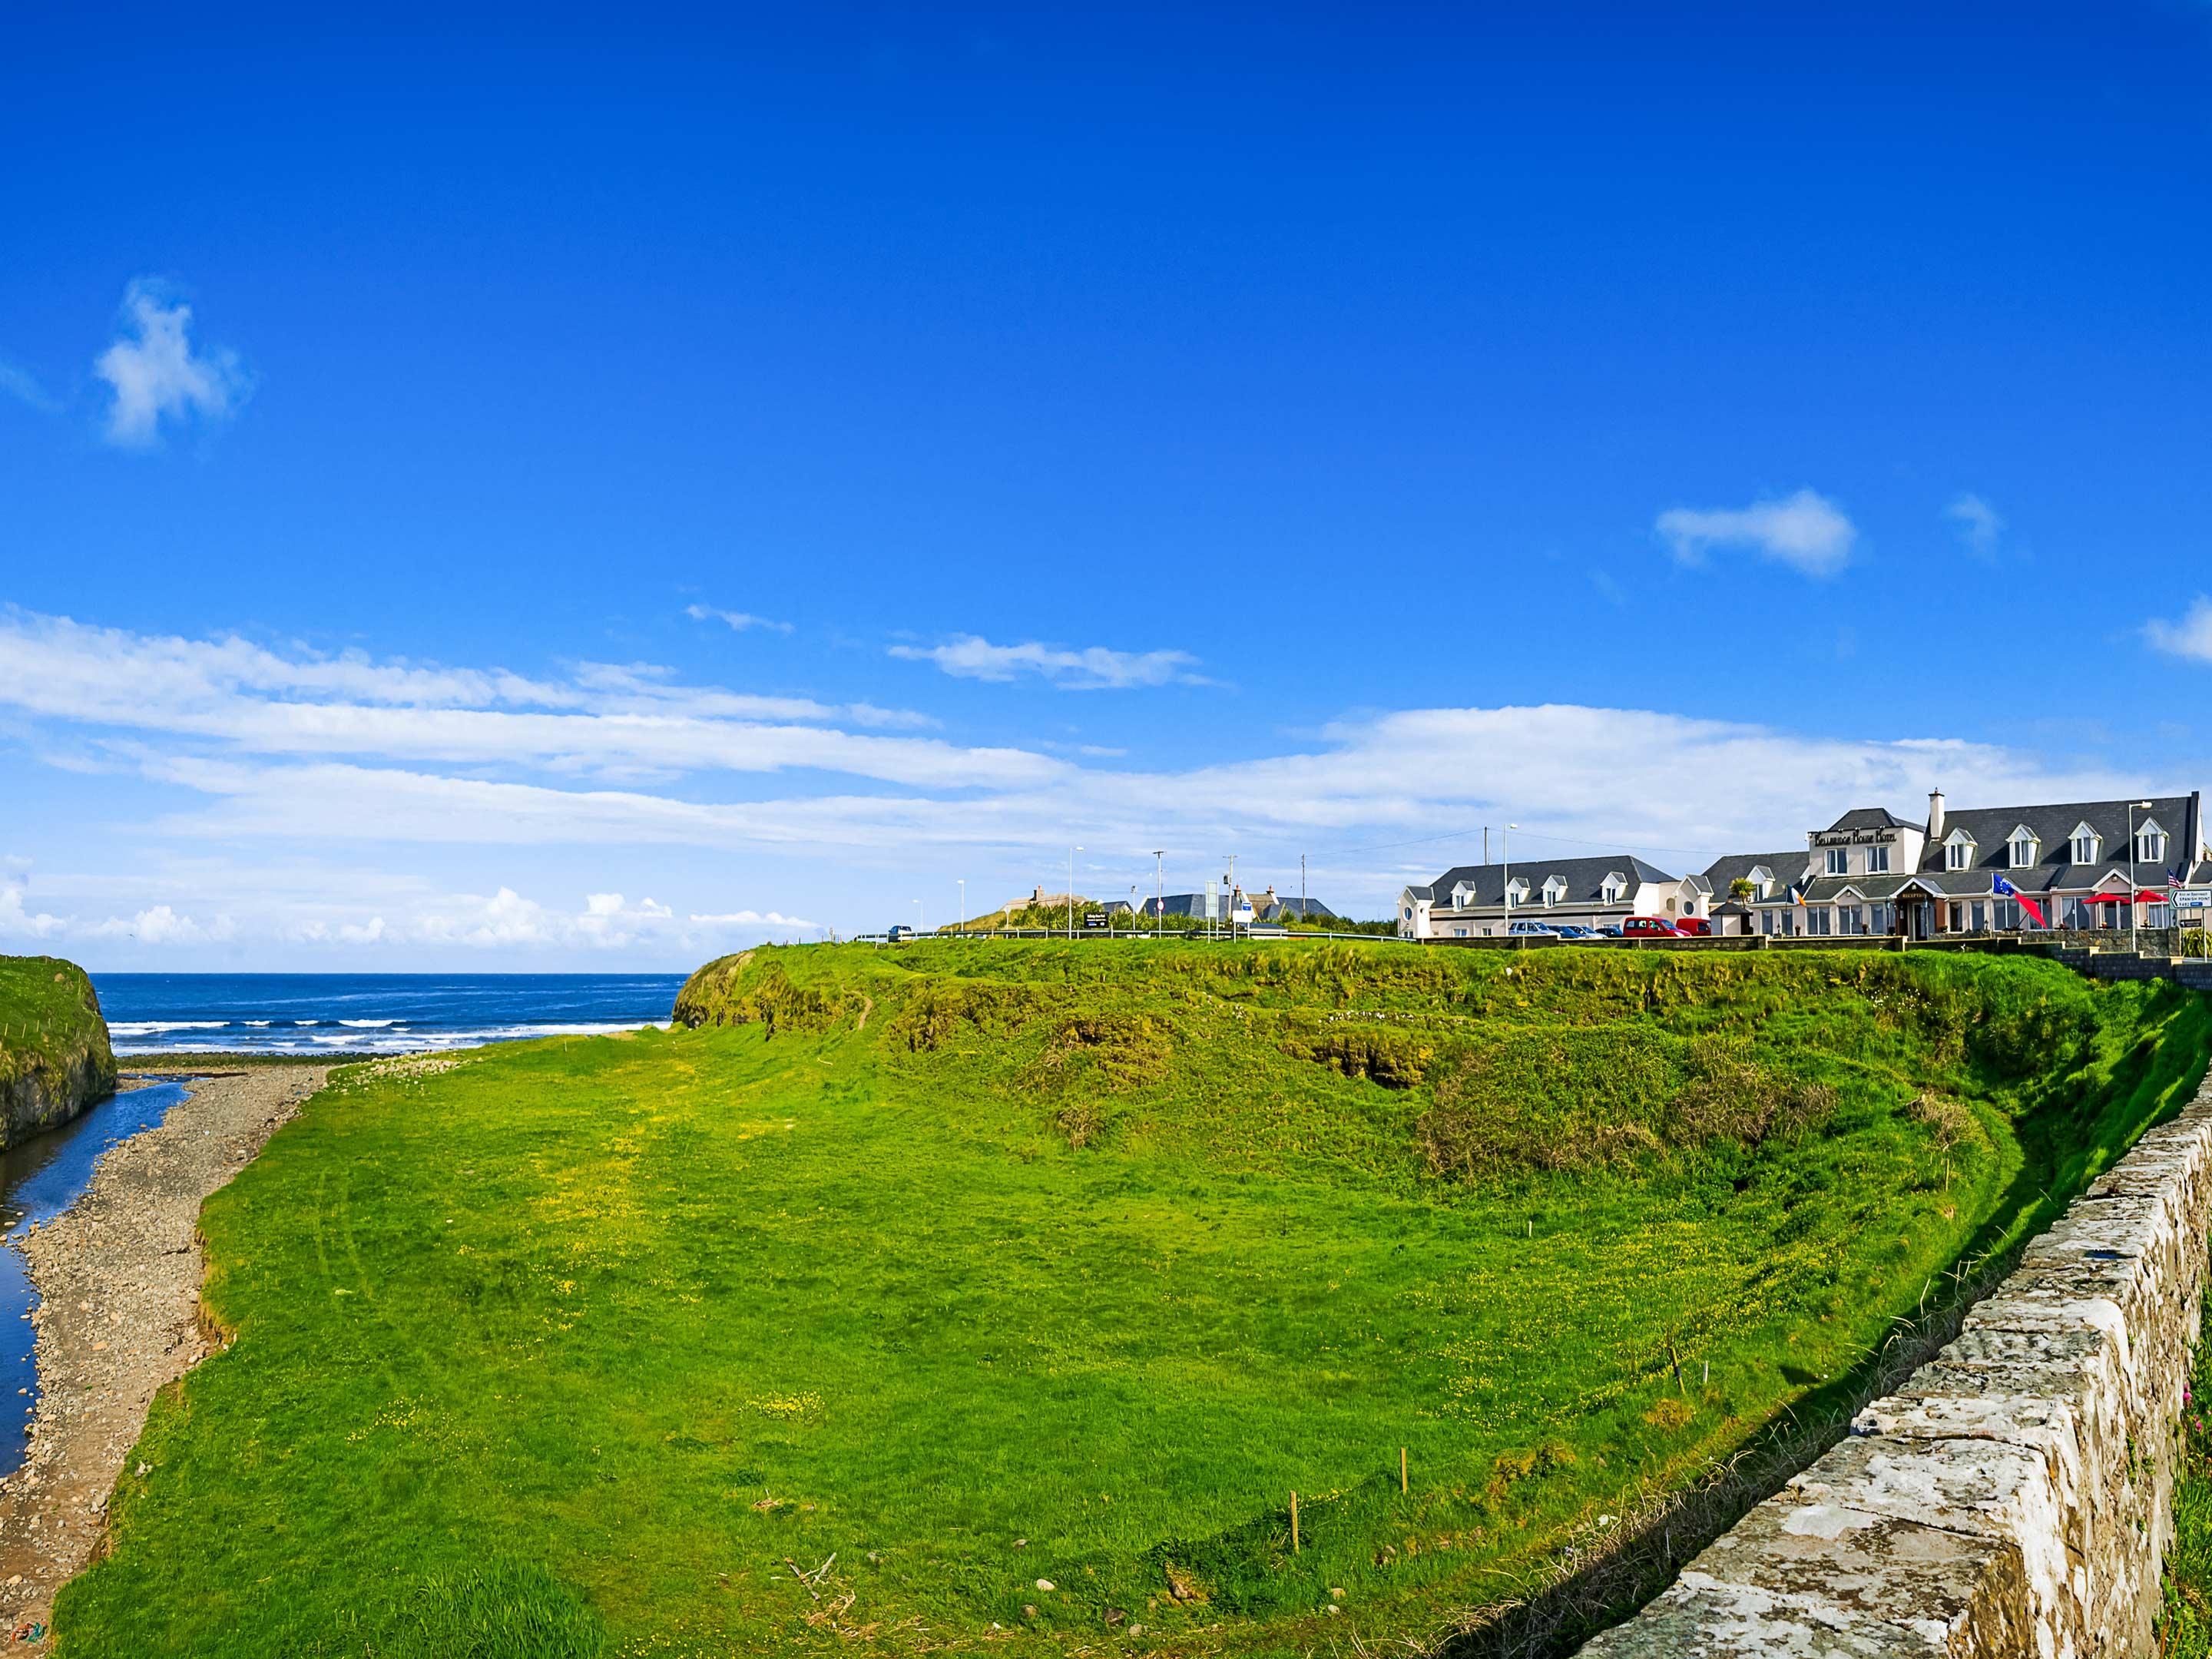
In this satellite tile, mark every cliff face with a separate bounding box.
[0,957,118,1148]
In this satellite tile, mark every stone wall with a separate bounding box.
[1581,1071,2212,1657]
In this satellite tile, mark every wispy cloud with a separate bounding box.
[1656,488,1856,578]
[686,603,794,636]
[889,634,1208,690]
[94,279,248,447]
[1944,492,2003,559]
[0,610,989,787]
[2145,596,2212,664]
[0,359,55,412]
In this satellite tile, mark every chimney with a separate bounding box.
[1927,789,1945,843]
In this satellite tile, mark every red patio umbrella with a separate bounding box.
[2086,890,2165,903]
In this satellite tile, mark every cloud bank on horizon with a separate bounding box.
[0,604,2178,963]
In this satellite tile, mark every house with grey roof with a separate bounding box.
[1730,790,2207,939]
[1398,853,1699,939]
[1139,885,1335,925]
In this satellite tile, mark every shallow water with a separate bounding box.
[0,1077,194,1476]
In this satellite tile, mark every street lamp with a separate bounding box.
[957,879,965,938]
[1503,823,1519,943]
[2128,800,2153,954]
[1151,850,1164,939]
[1068,846,1083,939]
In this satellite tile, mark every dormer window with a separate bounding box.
[1599,873,1627,903]
[1541,876,1567,907]
[1747,865,1773,898]
[1866,845,1891,875]
[1825,848,1847,876]
[1450,882,1474,909]
[2069,823,2101,866]
[2008,828,2038,869]
[2139,821,2168,865]
[1505,877,1529,906]
[1944,830,1976,872]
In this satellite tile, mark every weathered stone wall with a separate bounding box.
[1581,1071,2212,1657]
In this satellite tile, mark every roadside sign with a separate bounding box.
[2176,888,2210,910]
[1083,912,1107,929]
[1204,881,1219,920]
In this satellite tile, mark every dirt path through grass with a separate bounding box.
[0,1065,324,1650]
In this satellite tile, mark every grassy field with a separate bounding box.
[55,942,2212,1658]
[0,954,115,1122]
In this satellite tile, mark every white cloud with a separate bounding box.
[94,279,248,447]
[90,904,234,945]
[1944,493,2003,559]
[0,360,54,412]
[686,604,794,636]
[0,610,1029,789]
[889,634,1208,689]
[2145,597,2212,664]
[1656,488,1856,578]
[0,865,66,939]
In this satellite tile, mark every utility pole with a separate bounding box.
[1504,822,1518,943]
[1152,850,1164,940]
[1484,826,1490,865]
[1068,846,1082,939]
[2130,801,2152,953]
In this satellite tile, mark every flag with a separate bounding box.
[1992,874,2047,929]
[1786,883,1806,906]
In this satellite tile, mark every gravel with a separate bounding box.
[0,1065,326,1648]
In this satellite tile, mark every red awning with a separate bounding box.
[2087,889,2166,903]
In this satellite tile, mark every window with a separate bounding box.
[2150,902,2174,929]
[1806,908,1833,935]
[1971,901,1988,932]
[1994,898,2021,930]
[1541,876,1567,907]
[1746,865,1773,897]
[2009,831,2038,869]
[1451,883,1472,908]
[1945,834,1975,871]
[1600,874,1625,903]
[1825,848,1848,876]
[2060,896,2091,929]
[1505,879,1528,907]
[2070,823,2100,866]
[2140,823,2168,864]
[1866,845,1891,874]
[1870,902,1895,934]
[1453,926,1468,938]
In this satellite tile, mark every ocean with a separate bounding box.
[91,972,689,1056]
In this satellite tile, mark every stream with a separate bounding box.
[0,1077,194,1478]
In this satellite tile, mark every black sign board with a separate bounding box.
[1083,912,1108,929]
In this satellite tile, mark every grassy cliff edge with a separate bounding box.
[0,955,117,1147]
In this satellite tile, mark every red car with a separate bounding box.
[1621,916,1686,939]
[1672,916,1713,937]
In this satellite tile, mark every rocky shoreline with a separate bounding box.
[0,1065,326,1648]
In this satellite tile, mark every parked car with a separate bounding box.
[1551,924,1604,942]
[1621,916,1684,939]
[1507,920,1561,937]
[1594,924,1625,937]
[1673,916,1713,937]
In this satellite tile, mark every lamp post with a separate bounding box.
[957,879,965,938]
[914,899,924,939]
[1152,850,1164,939]
[1503,822,1519,943]
[1068,846,1082,940]
[2129,800,2153,953]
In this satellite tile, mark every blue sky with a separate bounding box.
[4,2,2211,967]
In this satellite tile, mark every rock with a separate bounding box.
[1035,1578,1055,1591]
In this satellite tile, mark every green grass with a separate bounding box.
[0,954,115,1111]
[55,942,2212,1658]
[2160,1299,2212,1656]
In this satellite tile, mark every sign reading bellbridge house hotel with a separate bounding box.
[1398,790,2210,943]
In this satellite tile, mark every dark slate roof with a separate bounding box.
[1826,806,1917,833]
[1917,794,2203,885]
[1417,854,1675,908]
[1141,892,1242,918]
[1701,849,1815,890]
[1270,896,1336,919]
